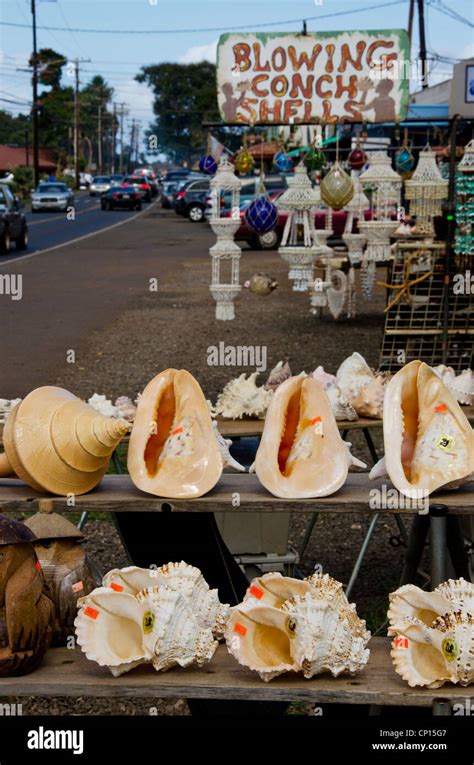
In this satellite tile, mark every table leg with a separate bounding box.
[362,427,379,465]
[446,516,470,579]
[345,513,379,599]
[298,512,319,561]
[399,514,430,585]
[430,505,448,587]
[432,699,451,716]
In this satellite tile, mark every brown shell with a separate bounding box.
[24,512,84,542]
[0,515,36,546]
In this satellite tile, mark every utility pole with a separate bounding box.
[31,0,39,187]
[111,103,117,174]
[408,0,415,40]
[129,119,136,171]
[118,103,127,174]
[135,123,140,166]
[97,101,102,174]
[72,57,90,189]
[417,0,428,89]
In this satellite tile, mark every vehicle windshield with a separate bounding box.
[37,184,67,192]
[93,177,110,183]
[126,177,147,183]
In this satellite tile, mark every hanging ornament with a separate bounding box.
[405,146,448,236]
[245,193,278,234]
[273,150,293,173]
[320,161,354,210]
[347,130,367,170]
[234,150,254,174]
[395,131,415,174]
[199,154,218,175]
[304,143,326,172]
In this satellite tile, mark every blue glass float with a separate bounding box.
[395,149,415,174]
[273,151,293,172]
[199,154,218,175]
[244,194,278,234]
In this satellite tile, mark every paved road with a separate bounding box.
[2,192,154,264]
[0,202,214,397]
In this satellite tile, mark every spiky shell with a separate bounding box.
[102,561,230,639]
[336,352,388,419]
[312,367,358,421]
[241,572,316,610]
[388,578,474,688]
[211,372,273,419]
[432,366,473,406]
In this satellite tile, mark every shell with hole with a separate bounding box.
[74,585,218,677]
[210,372,273,419]
[23,511,101,646]
[369,360,474,497]
[102,561,230,639]
[226,577,370,682]
[127,369,224,498]
[312,366,358,421]
[241,571,352,612]
[0,387,129,495]
[336,352,389,419]
[252,374,365,498]
[388,578,474,688]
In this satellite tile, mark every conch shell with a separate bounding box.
[370,360,474,497]
[264,360,292,392]
[75,585,217,677]
[431,366,473,407]
[210,372,273,419]
[128,369,223,498]
[0,387,129,495]
[226,573,370,682]
[336,352,388,419]
[312,366,358,421]
[102,561,230,639]
[388,578,474,688]
[253,374,365,498]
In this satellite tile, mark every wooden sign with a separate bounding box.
[217,30,410,124]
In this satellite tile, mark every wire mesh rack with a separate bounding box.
[379,241,472,372]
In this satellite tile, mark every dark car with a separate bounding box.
[100,186,142,211]
[205,175,291,221]
[0,183,28,253]
[173,179,210,221]
[161,180,178,208]
[134,168,159,197]
[122,175,153,202]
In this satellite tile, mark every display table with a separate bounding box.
[0,639,470,713]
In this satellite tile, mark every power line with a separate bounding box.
[427,0,474,27]
[0,1,409,34]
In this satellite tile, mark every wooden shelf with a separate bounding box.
[0,639,472,706]
[0,473,472,514]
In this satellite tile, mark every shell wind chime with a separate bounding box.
[0,386,129,495]
[454,139,474,257]
[342,175,370,266]
[358,151,402,298]
[23,509,101,645]
[208,156,242,320]
[0,516,55,676]
[405,146,448,237]
[277,163,321,291]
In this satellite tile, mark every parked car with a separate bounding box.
[121,175,153,202]
[0,183,28,253]
[161,181,178,208]
[109,174,125,186]
[89,176,112,196]
[173,179,210,221]
[205,175,292,220]
[100,186,142,211]
[134,168,160,197]
[31,182,74,212]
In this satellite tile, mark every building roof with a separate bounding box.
[0,144,57,173]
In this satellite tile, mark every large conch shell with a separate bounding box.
[370,360,474,497]
[210,372,273,419]
[102,561,230,639]
[388,578,474,688]
[0,387,129,495]
[252,374,365,498]
[226,573,370,682]
[128,369,223,498]
[431,366,473,407]
[75,585,218,677]
[336,352,389,419]
[312,366,358,421]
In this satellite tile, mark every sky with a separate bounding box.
[0,0,473,149]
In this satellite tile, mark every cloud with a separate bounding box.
[179,40,218,64]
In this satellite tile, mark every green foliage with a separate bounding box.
[29,48,66,90]
[10,165,34,198]
[0,111,31,145]
[136,62,220,164]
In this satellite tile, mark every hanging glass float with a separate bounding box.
[273,150,293,173]
[304,145,326,172]
[245,189,278,234]
[320,161,354,210]
[347,131,367,170]
[404,146,448,237]
[199,154,218,175]
[395,129,415,174]
[234,150,255,175]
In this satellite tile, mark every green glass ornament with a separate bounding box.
[304,146,326,172]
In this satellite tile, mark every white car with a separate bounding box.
[31,182,74,212]
[89,176,111,196]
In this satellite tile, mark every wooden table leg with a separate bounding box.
[399,514,430,585]
[430,504,448,587]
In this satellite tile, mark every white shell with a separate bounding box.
[102,561,230,639]
[312,366,358,421]
[210,372,273,419]
[388,578,474,688]
[0,398,22,425]
[431,366,474,406]
[75,584,218,677]
[336,352,388,419]
[212,421,246,473]
[226,573,370,682]
[114,396,137,422]
[87,393,122,418]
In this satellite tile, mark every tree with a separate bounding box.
[136,62,221,164]
[0,111,30,145]
[29,47,66,90]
